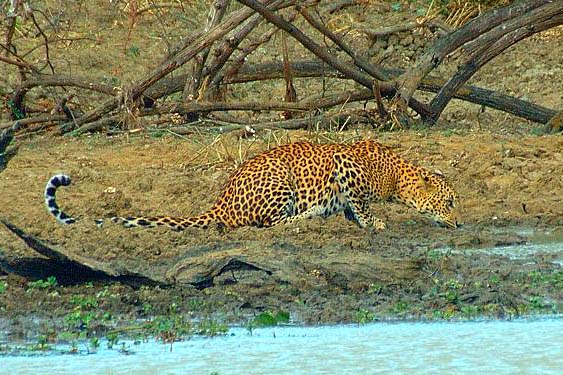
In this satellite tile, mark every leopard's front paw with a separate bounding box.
[372,217,386,230]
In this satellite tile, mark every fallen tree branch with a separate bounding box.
[202,8,267,97]
[298,4,390,81]
[209,9,297,96]
[149,59,558,124]
[428,4,563,123]
[237,0,432,120]
[0,114,67,130]
[5,57,556,132]
[324,0,362,14]
[11,74,119,118]
[393,0,550,112]
[128,0,296,101]
[59,0,296,132]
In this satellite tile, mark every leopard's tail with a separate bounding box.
[45,174,219,230]
[45,174,77,225]
[109,211,219,231]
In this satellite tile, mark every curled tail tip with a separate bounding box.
[45,173,76,225]
[48,174,72,187]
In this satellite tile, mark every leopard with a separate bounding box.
[45,140,460,231]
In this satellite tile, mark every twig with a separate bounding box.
[128,0,295,101]
[210,7,296,93]
[28,7,55,73]
[324,0,361,14]
[281,30,298,119]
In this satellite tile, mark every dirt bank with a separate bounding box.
[1,130,563,342]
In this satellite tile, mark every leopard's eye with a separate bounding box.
[446,198,455,209]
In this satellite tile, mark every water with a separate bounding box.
[438,233,563,264]
[443,242,563,264]
[2,318,563,375]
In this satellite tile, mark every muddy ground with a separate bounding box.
[1,128,563,340]
[1,2,563,342]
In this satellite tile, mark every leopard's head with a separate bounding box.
[399,170,460,229]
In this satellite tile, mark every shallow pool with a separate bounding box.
[2,318,563,375]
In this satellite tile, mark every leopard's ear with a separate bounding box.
[416,170,437,194]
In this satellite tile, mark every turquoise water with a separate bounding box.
[2,318,563,375]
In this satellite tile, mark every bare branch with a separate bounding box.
[298,3,389,81]
[236,0,432,119]
[428,4,563,123]
[393,0,550,109]
[183,0,231,100]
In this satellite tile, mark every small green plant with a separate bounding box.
[529,296,547,310]
[141,302,154,315]
[187,299,206,312]
[367,283,383,294]
[68,341,79,354]
[70,295,99,309]
[118,342,134,354]
[427,249,445,262]
[27,276,57,291]
[392,301,409,314]
[445,289,458,303]
[106,331,120,349]
[444,278,463,304]
[127,45,141,58]
[250,310,290,328]
[355,308,376,325]
[431,310,445,319]
[63,292,114,341]
[29,335,50,352]
[528,270,563,288]
[89,337,100,352]
[529,127,545,136]
[441,129,456,137]
[196,319,229,337]
[7,100,25,120]
[489,275,501,286]
[143,303,198,343]
[0,280,7,294]
[460,305,480,319]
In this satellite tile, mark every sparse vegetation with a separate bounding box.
[0,280,7,294]
[356,308,377,325]
[26,276,58,291]
[248,310,291,331]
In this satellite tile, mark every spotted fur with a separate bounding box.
[45,140,460,230]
